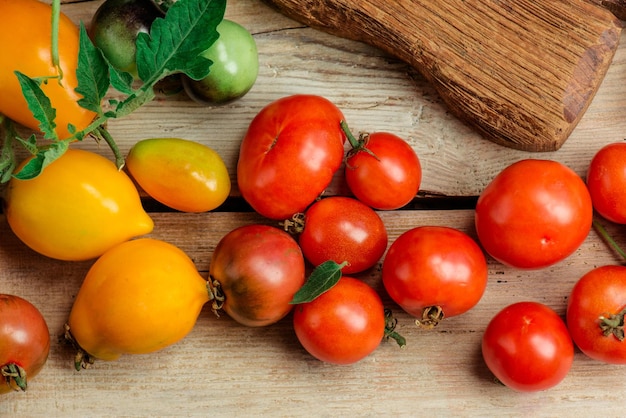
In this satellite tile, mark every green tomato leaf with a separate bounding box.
[108,64,135,95]
[290,260,348,304]
[13,140,70,180]
[14,72,57,140]
[135,0,225,84]
[75,23,109,113]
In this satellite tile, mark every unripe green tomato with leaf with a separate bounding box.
[125,137,231,212]
[89,0,164,77]
[183,19,258,104]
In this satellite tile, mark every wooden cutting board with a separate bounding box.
[263,0,623,151]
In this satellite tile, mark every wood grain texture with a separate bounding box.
[54,0,626,199]
[1,210,625,416]
[2,0,626,415]
[263,0,623,151]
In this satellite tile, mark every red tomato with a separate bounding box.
[566,265,626,364]
[381,226,487,327]
[298,196,388,274]
[0,295,50,394]
[237,95,346,220]
[475,159,592,269]
[482,301,574,392]
[345,132,421,210]
[293,276,385,364]
[209,224,306,326]
[586,142,626,224]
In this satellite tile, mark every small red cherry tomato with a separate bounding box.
[566,265,626,364]
[293,276,385,365]
[345,131,421,210]
[297,196,388,274]
[482,301,574,392]
[382,226,487,327]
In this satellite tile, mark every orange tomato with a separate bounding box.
[0,0,96,139]
[67,238,209,366]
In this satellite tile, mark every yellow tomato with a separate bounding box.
[125,138,231,212]
[67,238,209,364]
[4,149,153,261]
[0,0,96,139]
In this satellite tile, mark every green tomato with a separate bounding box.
[183,19,259,104]
[89,0,163,78]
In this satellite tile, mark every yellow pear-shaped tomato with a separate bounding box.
[4,149,153,261]
[67,238,209,365]
[125,138,231,212]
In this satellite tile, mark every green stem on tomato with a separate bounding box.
[95,125,125,170]
[51,0,63,80]
[592,218,626,261]
[339,120,379,162]
[1,363,27,392]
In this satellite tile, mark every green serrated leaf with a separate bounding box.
[13,141,70,180]
[14,134,39,155]
[75,23,109,113]
[108,64,135,95]
[14,72,57,140]
[135,0,225,84]
[290,260,348,304]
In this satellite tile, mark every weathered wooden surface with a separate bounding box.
[263,0,623,152]
[2,0,626,416]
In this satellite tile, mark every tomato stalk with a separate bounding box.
[51,0,63,80]
[207,278,226,318]
[63,324,95,371]
[280,212,306,235]
[340,120,380,163]
[599,307,626,341]
[384,309,406,347]
[592,218,626,261]
[415,306,445,329]
[1,363,28,392]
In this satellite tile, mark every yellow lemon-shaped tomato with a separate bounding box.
[5,149,153,261]
[67,238,209,364]
[126,138,231,212]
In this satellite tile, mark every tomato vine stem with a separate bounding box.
[384,309,407,347]
[592,218,626,261]
[51,0,63,80]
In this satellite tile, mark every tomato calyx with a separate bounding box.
[280,212,306,235]
[206,278,226,317]
[1,363,28,392]
[384,309,407,347]
[415,306,445,329]
[599,307,626,341]
[63,324,95,371]
[340,120,380,166]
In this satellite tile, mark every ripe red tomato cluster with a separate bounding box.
[234,94,490,365]
[476,144,626,392]
[236,98,626,388]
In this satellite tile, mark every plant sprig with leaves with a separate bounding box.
[0,0,226,182]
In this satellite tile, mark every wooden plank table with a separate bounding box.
[2,0,626,416]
